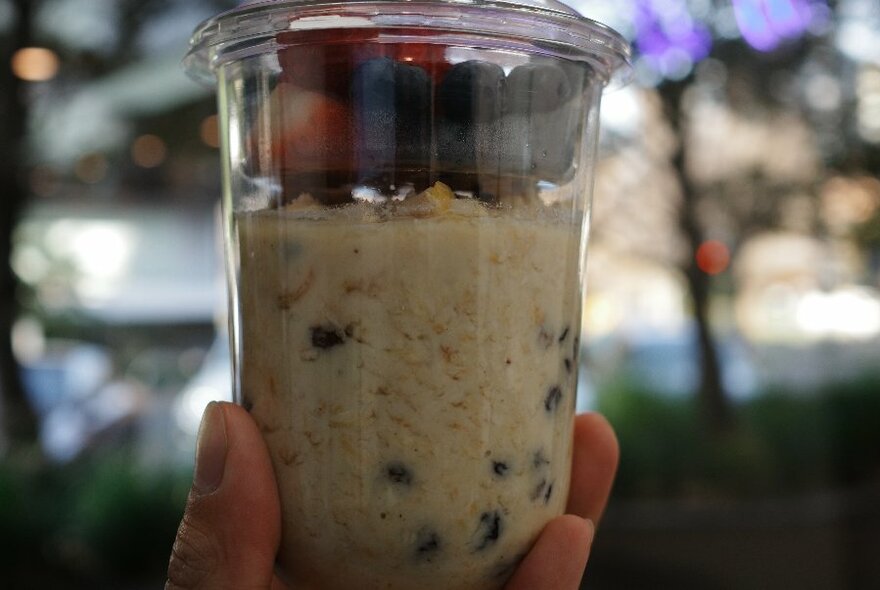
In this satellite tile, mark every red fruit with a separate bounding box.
[277,29,388,97]
[254,81,354,174]
[276,27,452,97]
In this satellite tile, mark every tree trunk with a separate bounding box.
[0,0,41,451]
[659,80,733,433]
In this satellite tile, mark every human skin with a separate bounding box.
[166,403,618,590]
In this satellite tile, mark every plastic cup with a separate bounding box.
[186,1,628,588]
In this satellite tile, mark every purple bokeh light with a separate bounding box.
[633,0,713,78]
[733,0,819,51]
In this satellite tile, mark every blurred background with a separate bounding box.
[0,0,878,588]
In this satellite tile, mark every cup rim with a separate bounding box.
[183,0,631,87]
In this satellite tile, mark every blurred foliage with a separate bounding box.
[0,376,876,585]
[599,373,880,500]
[0,449,189,588]
[853,208,880,250]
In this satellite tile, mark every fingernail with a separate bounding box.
[193,402,227,495]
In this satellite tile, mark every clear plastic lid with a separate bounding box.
[184,0,630,86]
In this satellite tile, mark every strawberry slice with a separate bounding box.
[276,27,451,98]
[251,82,353,183]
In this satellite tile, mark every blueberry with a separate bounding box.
[530,479,547,501]
[473,510,503,551]
[310,325,345,349]
[506,63,572,113]
[533,449,550,469]
[558,326,570,343]
[492,461,510,477]
[351,58,432,189]
[501,63,579,183]
[437,61,505,124]
[352,57,396,171]
[436,61,505,199]
[385,461,413,486]
[394,61,432,171]
[544,385,563,413]
[415,527,443,561]
[544,481,554,504]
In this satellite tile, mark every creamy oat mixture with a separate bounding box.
[237,184,582,590]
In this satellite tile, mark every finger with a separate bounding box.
[167,402,281,590]
[504,515,594,590]
[566,412,619,525]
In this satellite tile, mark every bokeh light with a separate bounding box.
[696,240,731,275]
[74,153,108,184]
[857,66,880,143]
[29,165,61,198]
[633,0,712,81]
[200,115,220,149]
[11,47,60,82]
[131,134,168,168]
[733,0,818,52]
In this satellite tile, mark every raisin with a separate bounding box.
[474,511,503,551]
[544,385,563,413]
[564,358,572,373]
[386,462,413,486]
[492,461,510,477]
[415,528,442,561]
[310,325,345,349]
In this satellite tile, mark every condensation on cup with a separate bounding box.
[185,1,629,588]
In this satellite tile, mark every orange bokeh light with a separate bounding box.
[132,134,167,168]
[11,47,60,82]
[696,240,731,275]
[200,115,220,149]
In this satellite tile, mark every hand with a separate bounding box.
[166,402,619,590]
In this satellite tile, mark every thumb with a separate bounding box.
[504,515,594,590]
[166,402,281,590]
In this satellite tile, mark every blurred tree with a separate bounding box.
[620,0,880,432]
[0,0,40,452]
[0,0,236,452]
[656,46,820,432]
[659,76,733,431]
